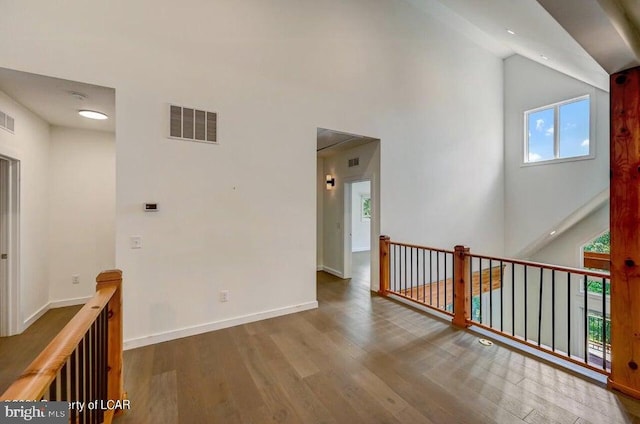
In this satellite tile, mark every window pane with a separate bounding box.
[559,98,589,158]
[527,108,554,162]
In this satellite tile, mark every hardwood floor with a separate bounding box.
[116,272,640,424]
[0,305,82,393]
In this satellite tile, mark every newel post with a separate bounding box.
[452,245,471,328]
[608,67,640,399]
[379,235,391,296]
[96,269,124,409]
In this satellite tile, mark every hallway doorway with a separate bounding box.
[347,180,371,287]
[316,128,380,291]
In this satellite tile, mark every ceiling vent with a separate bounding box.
[0,110,15,134]
[169,104,217,144]
[348,157,360,167]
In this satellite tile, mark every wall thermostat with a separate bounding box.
[144,203,158,212]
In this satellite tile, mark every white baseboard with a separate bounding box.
[317,265,323,271]
[50,296,92,309]
[321,266,344,278]
[123,300,319,350]
[23,303,50,330]
[352,247,370,253]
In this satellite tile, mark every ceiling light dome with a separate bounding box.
[78,110,108,120]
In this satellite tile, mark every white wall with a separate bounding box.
[0,0,505,346]
[531,203,609,268]
[0,91,50,325]
[48,126,115,303]
[504,55,609,257]
[351,180,371,252]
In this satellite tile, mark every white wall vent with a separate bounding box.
[169,105,217,144]
[348,157,359,167]
[0,110,15,134]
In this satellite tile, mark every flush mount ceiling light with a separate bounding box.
[506,29,516,35]
[78,110,108,120]
[541,55,550,61]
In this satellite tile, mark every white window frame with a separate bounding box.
[523,94,594,166]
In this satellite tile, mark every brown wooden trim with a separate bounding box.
[608,378,640,399]
[468,253,610,279]
[0,283,117,400]
[452,245,470,328]
[388,239,609,279]
[583,251,611,271]
[379,236,390,296]
[97,270,124,417]
[609,67,640,399]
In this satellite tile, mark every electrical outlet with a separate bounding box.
[72,275,80,285]
[220,290,229,302]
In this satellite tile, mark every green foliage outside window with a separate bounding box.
[586,279,610,295]
[584,231,610,295]
[583,231,610,253]
[361,196,371,220]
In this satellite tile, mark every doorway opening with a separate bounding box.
[0,155,20,337]
[0,67,115,337]
[316,128,380,291]
[346,179,371,287]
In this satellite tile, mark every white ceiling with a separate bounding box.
[0,67,115,132]
[413,0,612,90]
[414,0,640,90]
[537,0,640,75]
[317,128,378,157]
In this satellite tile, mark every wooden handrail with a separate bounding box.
[0,269,124,411]
[380,235,619,388]
[467,251,610,280]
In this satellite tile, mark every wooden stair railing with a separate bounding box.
[583,251,610,271]
[0,269,125,423]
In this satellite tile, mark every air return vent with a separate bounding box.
[0,110,15,134]
[348,157,359,167]
[169,105,217,144]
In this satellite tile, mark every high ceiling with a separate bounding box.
[2,1,639,137]
[410,0,640,91]
[537,0,640,75]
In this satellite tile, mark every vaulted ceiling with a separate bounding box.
[537,0,640,75]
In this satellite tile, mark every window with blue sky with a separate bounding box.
[525,96,590,163]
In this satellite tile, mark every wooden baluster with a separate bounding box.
[379,236,391,296]
[452,245,471,328]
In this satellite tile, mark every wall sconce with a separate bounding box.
[326,174,335,190]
